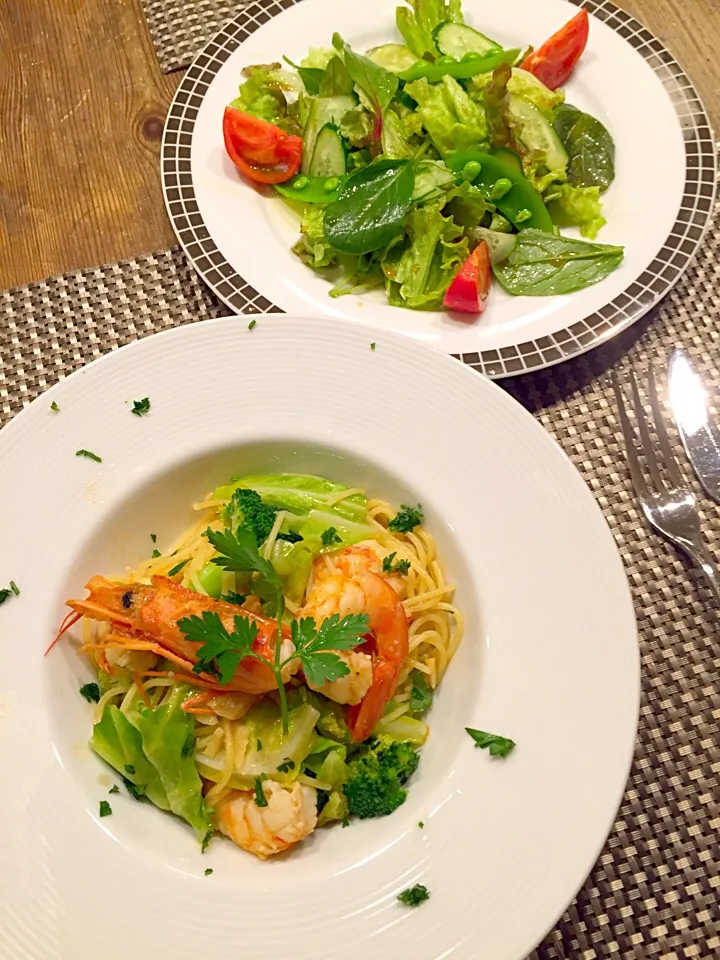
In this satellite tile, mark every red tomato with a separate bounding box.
[223,106,302,184]
[443,242,491,317]
[519,9,589,91]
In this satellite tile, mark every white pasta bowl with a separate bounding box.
[0,315,638,960]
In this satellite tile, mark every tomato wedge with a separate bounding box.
[443,242,491,317]
[223,106,302,184]
[519,9,589,91]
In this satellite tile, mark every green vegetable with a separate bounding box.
[319,56,355,96]
[412,160,457,204]
[91,705,170,811]
[492,229,624,296]
[275,174,348,203]
[301,95,355,175]
[204,868,213,876]
[409,671,433,714]
[465,727,516,757]
[215,474,368,524]
[470,227,517,264]
[396,0,464,60]
[9,581,18,596]
[224,487,277,546]
[388,503,423,533]
[481,61,512,148]
[366,43,420,74]
[150,533,157,542]
[404,76,487,157]
[99,800,112,818]
[76,449,102,463]
[506,94,568,192]
[331,34,398,124]
[109,784,120,794]
[385,199,468,310]
[373,713,429,744]
[230,63,299,130]
[283,56,323,95]
[168,559,189,578]
[433,20,501,59]
[254,776,268,807]
[490,177,512,200]
[131,397,150,417]
[370,342,377,350]
[338,108,374,149]
[248,319,257,330]
[381,109,414,160]
[344,737,420,818]
[545,182,606,240]
[398,884,430,907]
[293,204,337,269]
[382,552,411,575]
[317,789,349,826]
[50,401,60,412]
[276,759,295,773]
[398,47,519,82]
[324,159,415,255]
[130,686,212,840]
[470,67,564,115]
[151,549,162,559]
[222,591,247,606]
[191,561,223,599]
[79,682,101,703]
[321,526,342,546]
[447,151,554,232]
[554,104,615,192]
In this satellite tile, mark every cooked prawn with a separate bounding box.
[215,780,317,859]
[301,542,409,742]
[61,576,298,694]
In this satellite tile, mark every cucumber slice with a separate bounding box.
[506,95,568,172]
[471,228,517,265]
[433,22,502,59]
[301,95,354,174]
[308,124,346,178]
[367,43,419,73]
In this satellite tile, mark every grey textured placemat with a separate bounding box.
[142,0,249,73]
[2,225,719,957]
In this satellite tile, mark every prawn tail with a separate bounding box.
[346,658,402,743]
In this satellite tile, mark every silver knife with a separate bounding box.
[668,348,720,503]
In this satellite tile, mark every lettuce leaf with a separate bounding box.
[301,48,335,70]
[339,106,374,148]
[385,200,469,309]
[545,183,607,239]
[129,686,211,841]
[396,0,464,60]
[230,63,301,129]
[405,76,488,157]
[471,68,564,115]
[91,704,170,810]
[292,205,337,270]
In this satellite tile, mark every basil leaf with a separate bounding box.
[332,34,398,120]
[554,104,615,192]
[324,160,415,255]
[492,229,624,296]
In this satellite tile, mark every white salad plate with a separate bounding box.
[162,0,716,377]
[0,316,638,960]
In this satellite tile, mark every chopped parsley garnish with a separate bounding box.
[466,728,516,758]
[398,884,429,907]
[168,559,189,577]
[0,588,12,605]
[151,549,161,559]
[122,776,147,800]
[321,526,341,547]
[109,785,120,795]
[254,777,268,807]
[276,760,295,773]
[370,342,376,351]
[256,739,263,751]
[204,868,213,876]
[79,682,101,703]
[382,552,411,575]
[99,800,112,818]
[76,449,102,463]
[9,581,19,596]
[124,764,136,775]
[248,319,257,330]
[418,821,424,828]
[201,829,212,853]
[388,503,423,534]
[180,730,195,759]
[221,592,248,606]
[409,671,433,715]
[178,526,369,731]
[50,401,60,412]
[131,397,151,417]
[276,530,302,543]
[150,533,157,543]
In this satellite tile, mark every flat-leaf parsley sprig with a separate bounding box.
[177,526,369,731]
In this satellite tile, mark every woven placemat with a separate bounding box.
[2,225,719,956]
[142,0,249,73]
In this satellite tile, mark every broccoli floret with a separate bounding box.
[225,488,276,545]
[343,736,419,819]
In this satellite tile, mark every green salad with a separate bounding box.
[222,0,622,316]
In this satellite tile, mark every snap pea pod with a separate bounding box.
[275,174,348,203]
[398,48,520,83]
[447,151,554,233]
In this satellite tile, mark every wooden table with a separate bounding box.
[0,0,717,290]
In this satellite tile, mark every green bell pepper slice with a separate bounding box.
[447,150,554,233]
[275,174,348,204]
[398,48,520,82]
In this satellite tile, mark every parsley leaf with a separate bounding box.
[9,581,19,596]
[168,559,188,577]
[409,671,433,715]
[321,526,342,547]
[0,588,11,605]
[150,533,157,543]
[151,549,161,558]
[276,760,295,773]
[131,397,151,417]
[79,682,101,703]
[248,319,257,330]
[201,829,212,853]
[50,400,60,412]
[388,503,423,534]
[291,612,369,686]
[466,728,516,758]
[76,449,102,463]
[256,739,263,751]
[382,552,411,575]
[125,764,136,775]
[122,776,147,800]
[221,592,248,606]
[109,785,120,795]
[370,342,376,351]
[204,868,213,876]
[254,776,268,807]
[418,821,424,828]
[180,730,195,759]
[99,800,112,817]
[178,611,259,685]
[206,526,283,615]
[397,884,429,907]
[276,531,302,544]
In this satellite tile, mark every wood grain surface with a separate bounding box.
[0,0,717,290]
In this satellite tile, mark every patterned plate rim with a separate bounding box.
[161,0,717,379]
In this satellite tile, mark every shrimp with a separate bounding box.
[61,576,298,694]
[215,780,318,859]
[301,543,409,743]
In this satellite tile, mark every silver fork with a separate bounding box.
[613,367,720,604]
